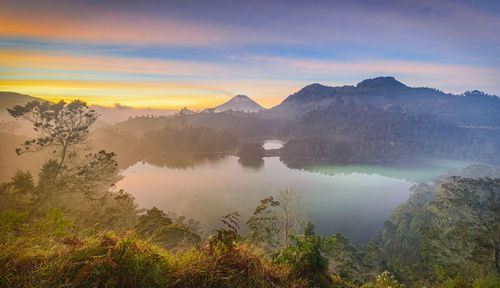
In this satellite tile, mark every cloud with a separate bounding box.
[2,0,499,56]
[1,48,499,109]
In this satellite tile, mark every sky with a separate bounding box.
[1,0,499,109]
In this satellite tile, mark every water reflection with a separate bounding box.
[289,159,475,183]
[141,154,226,169]
[117,141,473,246]
[118,156,418,246]
[238,157,264,170]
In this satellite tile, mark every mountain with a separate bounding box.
[0,92,51,135]
[90,104,177,124]
[0,92,178,132]
[214,95,265,113]
[0,91,47,115]
[270,77,500,127]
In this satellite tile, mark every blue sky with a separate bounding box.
[0,0,499,108]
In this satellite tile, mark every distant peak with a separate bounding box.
[214,94,265,112]
[233,94,250,99]
[356,76,407,89]
[303,83,327,90]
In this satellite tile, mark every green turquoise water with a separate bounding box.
[118,155,472,247]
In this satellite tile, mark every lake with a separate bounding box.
[117,142,472,247]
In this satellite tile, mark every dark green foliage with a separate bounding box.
[135,207,201,250]
[273,235,331,276]
[273,224,335,287]
[238,142,265,168]
[135,207,173,237]
[360,271,403,288]
[380,167,500,284]
[0,210,28,235]
[152,225,201,250]
[9,170,35,194]
[304,221,316,237]
[424,177,500,276]
[327,233,362,280]
[238,143,265,160]
[380,182,437,282]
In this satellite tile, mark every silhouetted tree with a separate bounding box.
[8,100,98,182]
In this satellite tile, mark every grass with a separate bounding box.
[1,232,295,288]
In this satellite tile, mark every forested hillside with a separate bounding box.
[280,100,500,165]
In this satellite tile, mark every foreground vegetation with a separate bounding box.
[1,208,498,288]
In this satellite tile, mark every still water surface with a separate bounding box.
[117,143,471,246]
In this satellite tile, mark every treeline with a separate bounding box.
[113,110,280,139]
[91,124,239,169]
[280,100,500,165]
[142,126,238,155]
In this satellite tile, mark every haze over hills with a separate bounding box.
[2,77,499,128]
[86,76,500,167]
[213,95,265,113]
[0,92,48,121]
[269,76,500,128]
[0,92,179,134]
[90,104,177,124]
[2,76,500,169]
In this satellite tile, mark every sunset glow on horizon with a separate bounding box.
[1,0,499,109]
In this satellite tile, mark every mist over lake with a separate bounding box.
[117,142,472,246]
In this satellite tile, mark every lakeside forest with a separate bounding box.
[1,77,500,287]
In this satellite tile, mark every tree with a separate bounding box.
[426,177,500,275]
[4,100,139,231]
[238,143,265,160]
[135,207,201,249]
[246,188,306,253]
[8,100,98,182]
[304,221,316,237]
[273,222,335,286]
[135,207,173,237]
[246,196,281,253]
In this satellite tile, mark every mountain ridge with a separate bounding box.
[271,77,500,127]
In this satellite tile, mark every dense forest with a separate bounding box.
[1,99,499,287]
[280,99,500,165]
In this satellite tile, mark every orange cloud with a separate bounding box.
[0,8,233,46]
